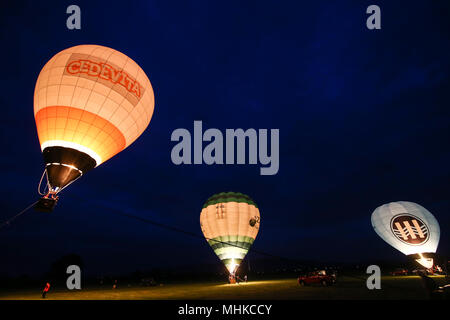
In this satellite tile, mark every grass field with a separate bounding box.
[0,276,448,300]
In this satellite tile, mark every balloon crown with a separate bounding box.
[203,192,258,209]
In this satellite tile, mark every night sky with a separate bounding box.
[0,1,449,276]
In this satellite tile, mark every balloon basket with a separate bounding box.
[34,197,58,212]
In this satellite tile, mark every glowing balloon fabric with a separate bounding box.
[371,201,440,268]
[34,44,155,193]
[200,192,260,273]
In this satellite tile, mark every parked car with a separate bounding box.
[391,268,408,276]
[298,270,336,286]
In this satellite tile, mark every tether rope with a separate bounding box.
[0,200,39,230]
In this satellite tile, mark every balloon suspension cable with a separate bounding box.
[38,169,49,196]
[38,167,82,196]
[57,173,82,194]
[0,200,39,231]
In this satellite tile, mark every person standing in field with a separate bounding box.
[42,282,50,299]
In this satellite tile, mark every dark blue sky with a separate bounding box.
[0,1,449,276]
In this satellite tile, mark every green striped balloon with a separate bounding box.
[200,192,260,273]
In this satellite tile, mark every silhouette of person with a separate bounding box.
[42,282,50,299]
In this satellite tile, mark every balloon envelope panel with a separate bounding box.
[371,201,440,256]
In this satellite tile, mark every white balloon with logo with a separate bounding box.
[371,201,440,269]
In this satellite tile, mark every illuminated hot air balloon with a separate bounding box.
[34,45,155,211]
[371,201,440,269]
[200,192,260,274]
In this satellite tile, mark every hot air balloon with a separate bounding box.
[371,201,440,269]
[200,192,260,275]
[34,45,155,211]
